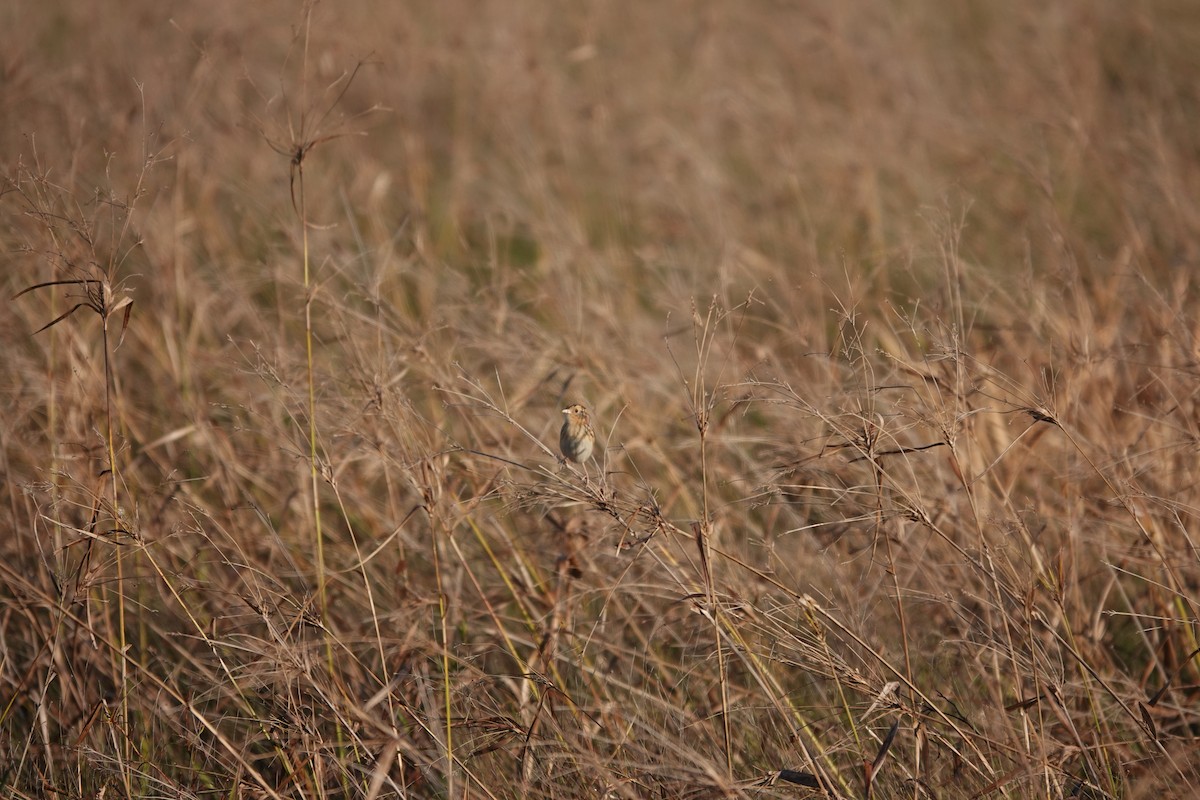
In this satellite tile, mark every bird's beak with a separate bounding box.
[561,408,570,415]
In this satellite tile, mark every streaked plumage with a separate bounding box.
[559,403,596,465]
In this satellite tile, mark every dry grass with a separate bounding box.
[3,1,1200,797]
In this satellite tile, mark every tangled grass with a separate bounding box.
[2,1,1199,797]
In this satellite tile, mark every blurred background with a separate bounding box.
[3,1,1200,797]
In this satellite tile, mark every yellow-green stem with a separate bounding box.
[101,317,132,798]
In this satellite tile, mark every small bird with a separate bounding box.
[559,403,596,468]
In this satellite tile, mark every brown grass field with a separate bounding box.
[3,1,1200,797]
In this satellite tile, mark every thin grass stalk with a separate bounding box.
[869,439,917,798]
[681,298,734,779]
[285,16,345,794]
[699,428,734,779]
[694,416,730,772]
[429,511,455,797]
[295,104,329,653]
[293,139,339,799]
[97,300,134,797]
